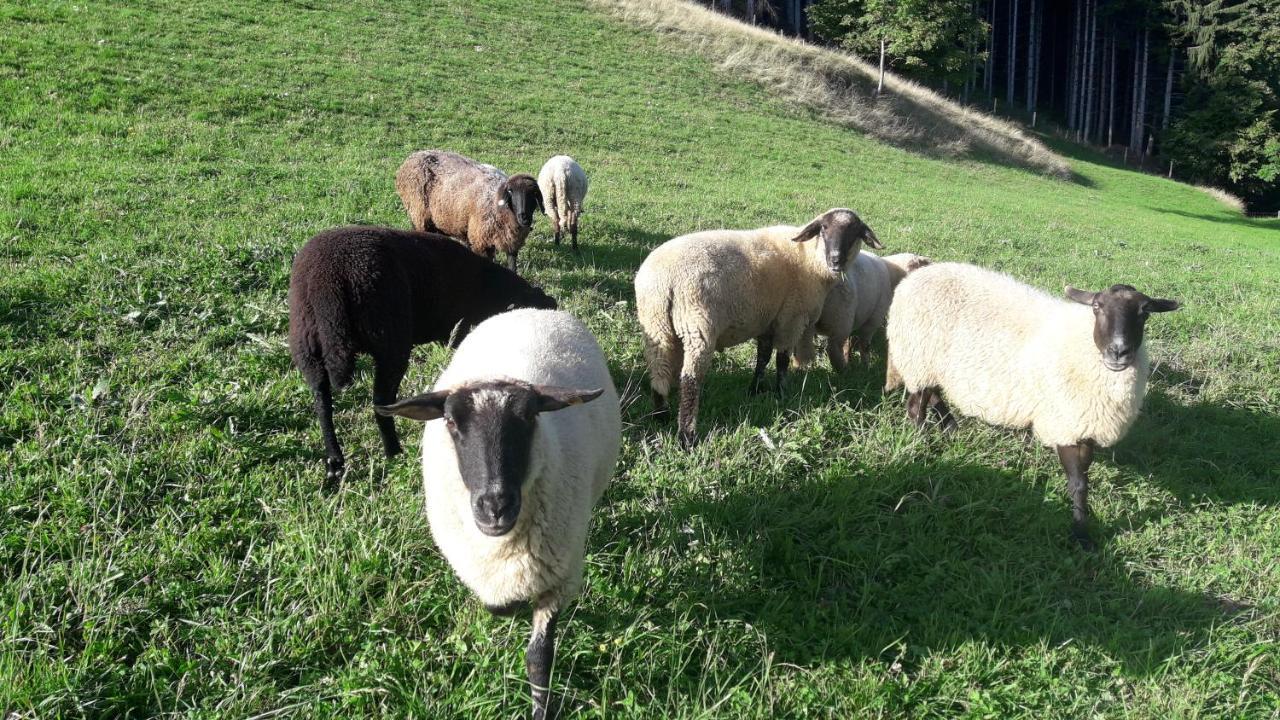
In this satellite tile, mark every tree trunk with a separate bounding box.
[1086,0,1097,142]
[745,0,755,24]
[986,0,995,93]
[720,0,731,11]
[878,37,886,96]
[1107,28,1116,146]
[1129,30,1139,151]
[1024,0,1035,111]
[1139,27,1150,155]
[1161,50,1175,130]
[1007,0,1018,105]
[1069,0,1082,130]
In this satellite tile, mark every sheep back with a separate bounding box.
[887,262,1149,448]
[419,309,620,608]
[636,226,834,364]
[287,226,555,390]
[395,150,527,257]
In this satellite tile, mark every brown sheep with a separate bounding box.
[395,150,543,274]
[287,225,557,488]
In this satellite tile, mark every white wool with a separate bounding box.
[536,155,588,231]
[634,222,840,396]
[886,262,1148,448]
[418,309,621,609]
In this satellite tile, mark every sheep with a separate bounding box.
[287,225,557,488]
[376,308,620,720]
[807,251,932,372]
[395,150,543,273]
[883,262,1180,549]
[635,208,882,448]
[536,155,589,252]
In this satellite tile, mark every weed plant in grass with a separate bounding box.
[1,0,1277,717]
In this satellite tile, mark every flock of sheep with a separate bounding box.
[286,149,1179,719]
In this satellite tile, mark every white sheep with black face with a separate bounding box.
[884,262,1180,549]
[634,208,882,447]
[378,309,620,720]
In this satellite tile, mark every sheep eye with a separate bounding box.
[444,416,457,431]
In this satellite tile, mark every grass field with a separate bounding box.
[2,0,1278,717]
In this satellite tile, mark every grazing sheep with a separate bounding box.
[808,251,932,372]
[635,208,882,447]
[377,309,620,720]
[287,226,557,487]
[395,150,543,273]
[884,262,1179,548]
[536,155,589,252]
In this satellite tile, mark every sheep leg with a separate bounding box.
[507,251,518,274]
[371,356,408,458]
[311,378,344,490]
[926,389,957,432]
[551,215,562,245]
[906,389,928,428]
[569,213,580,253]
[775,350,790,394]
[750,334,774,395]
[527,605,560,720]
[825,333,849,374]
[1057,442,1097,551]
[678,346,711,448]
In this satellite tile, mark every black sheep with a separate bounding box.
[287,225,557,486]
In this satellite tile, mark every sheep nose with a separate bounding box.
[473,493,519,535]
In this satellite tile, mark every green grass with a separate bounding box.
[2,0,1278,717]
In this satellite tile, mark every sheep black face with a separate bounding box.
[1066,284,1180,371]
[790,208,883,274]
[501,174,544,230]
[376,382,603,536]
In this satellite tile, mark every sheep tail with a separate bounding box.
[306,285,357,390]
[553,171,572,230]
[640,286,680,399]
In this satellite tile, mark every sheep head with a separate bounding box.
[376,381,602,537]
[790,208,882,275]
[1065,284,1180,372]
[498,174,543,230]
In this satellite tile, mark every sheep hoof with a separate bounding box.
[678,429,699,450]
[323,458,345,493]
[1071,527,1098,552]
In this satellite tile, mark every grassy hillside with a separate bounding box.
[2,0,1277,717]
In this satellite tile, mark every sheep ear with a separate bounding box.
[533,185,545,214]
[863,227,885,250]
[789,218,822,243]
[1145,298,1180,313]
[376,390,451,421]
[531,385,604,413]
[1064,286,1097,305]
[906,255,932,272]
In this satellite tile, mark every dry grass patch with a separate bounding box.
[598,0,1072,178]
[1194,185,1246,213]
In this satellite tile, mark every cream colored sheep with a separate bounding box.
[635,208,881,447]
[536,155,588,251]
[808,251,932,372]
[884,262,1179,548]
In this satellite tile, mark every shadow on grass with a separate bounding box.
[596,454,1243,690]
[1146,207,1280,231]
[1115,390,1280,506]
